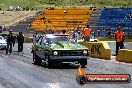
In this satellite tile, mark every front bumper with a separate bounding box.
[49,56,89,61]
[0,45,7,49]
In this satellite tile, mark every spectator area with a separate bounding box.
[97,8,132,35]
[30,8,93,32]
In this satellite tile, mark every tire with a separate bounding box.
[45,54,52,68]
[33,52,42,65]
[80,59,87,68]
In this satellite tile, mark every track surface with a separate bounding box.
[108,42,132,55]
[0,43,132,88]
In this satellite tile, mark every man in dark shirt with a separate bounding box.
[6,30,14,54]
[17,32,24,52]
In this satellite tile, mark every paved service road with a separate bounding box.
[0,43,132,88]
[108,42,132,55]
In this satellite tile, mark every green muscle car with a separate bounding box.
[32,34,89,68]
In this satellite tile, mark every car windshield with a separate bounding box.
[47,36,70,44]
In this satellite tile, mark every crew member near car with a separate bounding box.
[83,25,92,42]
[6,30,14,54]
[114,26,126,55]
[17,32,24,52]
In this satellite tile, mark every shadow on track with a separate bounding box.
[33,62,80,69]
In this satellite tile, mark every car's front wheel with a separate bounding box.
[33,52,42,65]
[79,59,87,68]
[45,54,52,68]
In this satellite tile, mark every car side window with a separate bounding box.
[35,35,41,44]
[37,36,43,45]
[41,37,48,45]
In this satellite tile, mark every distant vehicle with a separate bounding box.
[76,37,99,42]
[0,36,7,49]
[7,6,16,11]
[90,39,99,42]
[90,35,99,42]
[7,6,23,11]
[0,34,8,38]
[32,34,89,68]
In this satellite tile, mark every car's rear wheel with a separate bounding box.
[33,52,42,65]
[79,59,87,68]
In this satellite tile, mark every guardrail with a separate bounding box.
[116,49,132,63]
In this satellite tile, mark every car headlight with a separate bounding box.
[83,50,88,55]
[53,51,58,55]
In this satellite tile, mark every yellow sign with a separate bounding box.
[78,42,111,60]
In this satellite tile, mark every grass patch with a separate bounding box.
[0,0,131,10]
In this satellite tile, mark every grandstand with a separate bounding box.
[30,8,93,32]
[29,7,132,37]
[97,8,132,37]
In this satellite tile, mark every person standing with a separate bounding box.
[12,34,16,47]
[83,25,92,42]
[114,26,126,56]
[17,32,24,52]
[0,26,2,33]
[107,29,112,38]
[6,30,14,54]
[3,27,6,31]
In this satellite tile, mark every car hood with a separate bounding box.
[0,39,6,44]
[50,41,88,50]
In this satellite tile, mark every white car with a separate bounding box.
[90,36,99,42]
[0,36,7,49]
[76,36,99,42]
[77,39,99,42]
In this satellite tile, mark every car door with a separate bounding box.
[40,37,49,59]
[35,36,43,58]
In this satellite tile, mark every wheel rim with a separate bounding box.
[45,58,48,66]
[44,55,49,67]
